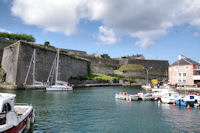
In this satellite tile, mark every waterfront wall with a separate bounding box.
[2,41,88,86]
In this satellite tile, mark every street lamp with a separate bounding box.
[143,66,152,85]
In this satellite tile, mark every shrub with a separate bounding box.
[0,32,35,42]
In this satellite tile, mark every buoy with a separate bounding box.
[187,104,190,109]
[173,103,176,107]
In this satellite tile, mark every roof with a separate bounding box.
[171,56,200,66]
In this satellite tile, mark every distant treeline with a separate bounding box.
[0,32,35,42]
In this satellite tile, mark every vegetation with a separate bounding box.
[87,62,91,76]
[119,64,144,72]
[59,49,67,53]
[107,73,124,80]
[0,32,35,42]
[101,54,110,59]
[68,51,75,56]
[44,41,50,47]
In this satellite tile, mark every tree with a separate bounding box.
[44,41,50,47]
[0,32,35,42]
[101,54,110,59]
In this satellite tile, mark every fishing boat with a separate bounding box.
[0,93,34,133]
[46,49,73,91]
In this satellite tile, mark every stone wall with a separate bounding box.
[0,39,17,63]
[91,65,113,74]
[128,59,169,72]
[2,41,88,86]
[2,42,19,84]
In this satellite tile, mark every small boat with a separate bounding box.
[0,93,34,133]
[194,95,200,108]
[139,93,154,101]
[152,88,170,100]
[46,49,74,91]
[160,92,179,104]
[175,95,195,106]
[115,92,128,100]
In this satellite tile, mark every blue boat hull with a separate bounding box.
[175,100,195,106]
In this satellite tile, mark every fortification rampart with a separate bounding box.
[0,39,17,63]
[2,41,88,86]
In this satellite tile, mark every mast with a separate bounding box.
[33,49,36,83]
[55,49,59,85]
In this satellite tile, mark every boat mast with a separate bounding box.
[33,49,36,84]
[24,49,35,85]
[55,49,59,85]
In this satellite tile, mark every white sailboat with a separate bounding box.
[46,49,73,91]
[24,49,44,87]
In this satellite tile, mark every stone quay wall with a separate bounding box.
[2,41,88,86]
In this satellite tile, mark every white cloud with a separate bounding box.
[193,32,200,37]
[0,28,11,33]
[11,0,200,48]
[96,26,118,45]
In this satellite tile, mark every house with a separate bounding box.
[168,55,200,86]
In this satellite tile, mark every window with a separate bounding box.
[183,80,186,83]
[179,73,181,77]
[2,103,11,113]
[183,73,186,77]
[185,66,189,70]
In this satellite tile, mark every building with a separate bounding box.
[168,55,200,86]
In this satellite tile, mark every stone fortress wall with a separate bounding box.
[2,41,89,86]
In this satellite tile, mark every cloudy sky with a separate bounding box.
[0,0,200,64]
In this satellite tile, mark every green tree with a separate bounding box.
[101,54,110,59]
[0,32,35,42]
[44,41,50,47]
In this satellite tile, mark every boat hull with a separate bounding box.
[4,109,34,133]
[46,86,73,91]
[175,100,195,106]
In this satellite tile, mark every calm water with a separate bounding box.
[1,86,200,133]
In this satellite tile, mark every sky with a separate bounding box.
[0,0,200,64]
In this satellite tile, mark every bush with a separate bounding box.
[44,41,50,46]
[101,54,110,59]
[0,32,35,42]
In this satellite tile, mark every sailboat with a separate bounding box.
[24,49,44,88]
[46,49,73,91]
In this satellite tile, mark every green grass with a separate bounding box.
[72,73,125,81]
[119,64,144,72]
[88,73,114,81]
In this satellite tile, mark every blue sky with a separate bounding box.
[0,0,200,64]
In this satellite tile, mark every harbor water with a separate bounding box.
[1,86,200,132]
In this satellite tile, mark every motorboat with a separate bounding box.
[175,95,195,106]
[0,93,34,133]
[152,88,170,100]
[160,92,179,104]
[139,93,154,101]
